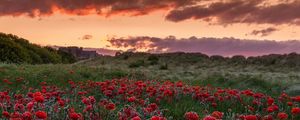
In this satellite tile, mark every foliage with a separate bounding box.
[0,33,76,64]
[129,59,146,68]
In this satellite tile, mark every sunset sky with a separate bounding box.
[1,0,300,56]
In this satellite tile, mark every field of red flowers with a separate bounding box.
[1,76,300,120]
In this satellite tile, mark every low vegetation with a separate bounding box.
[0,33,76,64]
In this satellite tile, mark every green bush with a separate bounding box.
[0,32,76,64]
[129,59,145,68]
[148,55,159,65]
[159,63,168,70]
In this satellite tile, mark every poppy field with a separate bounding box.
[0,64,300,120]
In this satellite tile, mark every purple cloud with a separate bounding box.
[166,0,300,25]
[107,36,300,56]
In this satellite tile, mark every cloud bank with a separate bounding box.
[107,36,300,56]
[1,0,300,25]
[165,0,300,25]
[0,0,194,17]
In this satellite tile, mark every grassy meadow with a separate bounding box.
[1,53,300,120]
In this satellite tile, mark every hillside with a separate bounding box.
[0,33,76,64]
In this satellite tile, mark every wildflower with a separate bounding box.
[2,111,10,118]
[26,102,34,111]
[89,96,96,104]
[128,96,136,102]
[244,115,257,120]
[203,116,216,120]
[211,102,217,108]
[82,97,90,105]
[131,116,141,120]
[35,111,47,119]
[277,112,288,120]
[58,99,65,107]
[267,106,274,113]
[22,111,32,120]
[267,97,274,106]
[11,112,21,119]
[14,103,25,111]
[33,92,44,103]
[150,116,166,120]
[263,115,273,120]
[287,102,293,106]
[211,111,223,119]
[83,105,93,112]
[148,103,158,111]
[184,112,199,120]
[69,112,81,120]
[105,102,116,111]
[176,81,183,87]
[292,96,300,102]
[291,107,300,115]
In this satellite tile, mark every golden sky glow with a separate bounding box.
[1,12,300,48]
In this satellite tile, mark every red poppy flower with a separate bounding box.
[150,116,166,120]
[69,112,81,120]
[267,106,274,113]
[244,115,257,120]
[105,102,116,111]
[277,112,288,120]
[22,111,32,119]
[203,116,216,120]
[26,102,34,111]
[184,112,199,120]
[33,92,44,103]
[2,111,10,118]
[128,96,136,102]
[267,97,274,106]
[35,111,47,119]
[287,102,293,106]
[131,116,141,120]
[263,115,273,120]
[291,107,300,115]
[211,111,223,119]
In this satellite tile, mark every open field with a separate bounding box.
[1,54,300,120]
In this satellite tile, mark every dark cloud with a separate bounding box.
[0,0,195,17]
[81,35,93,40]
[250,27,278,37]
[107,36,300,56]
[1,0,300,25]
[166,0,300,25]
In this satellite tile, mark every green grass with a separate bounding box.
[1,61,300,120]
[0,62,296,96]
